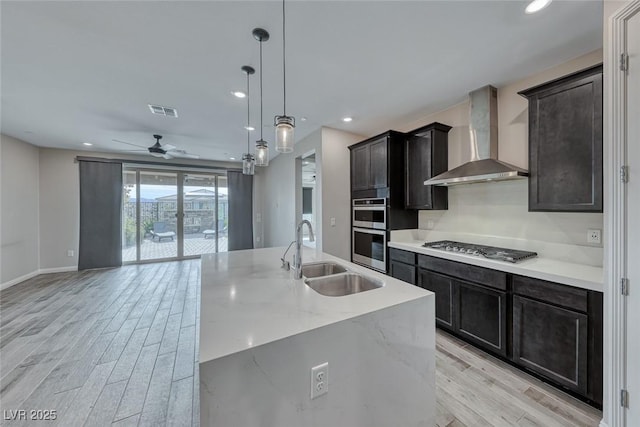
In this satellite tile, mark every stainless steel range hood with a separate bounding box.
[424,85,528,186]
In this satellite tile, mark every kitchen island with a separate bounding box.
[199,247,435,427]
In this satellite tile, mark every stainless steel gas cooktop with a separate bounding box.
[422,240,537,263]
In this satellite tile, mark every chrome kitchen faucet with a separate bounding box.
[293,220,315,279]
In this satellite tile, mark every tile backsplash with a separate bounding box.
[418,180,604,266]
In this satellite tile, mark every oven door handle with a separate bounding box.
[352,206,386,211]
[352,227,386,236]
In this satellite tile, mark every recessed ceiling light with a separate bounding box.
[232,91,246,98]
[83,142,93,146]
[244,126,255,131]
[525,0,552,14]
[303,161,309,165]
[229,157,236,160]
[300,117,307,122]
[342,117,353,122]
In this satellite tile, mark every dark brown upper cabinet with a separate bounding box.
[349,131,417,229]
[349,133,394,194]
[405,122,451,210]
[519,64,603,212]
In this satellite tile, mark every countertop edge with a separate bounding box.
[388,241,603,292]
[199,247,435,364]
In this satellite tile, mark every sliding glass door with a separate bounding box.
[122,168,227,263]
[186,173,228,255]
[140,171,179,261]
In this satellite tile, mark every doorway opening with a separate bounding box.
[301,154,316,248]
[122,167,228,263]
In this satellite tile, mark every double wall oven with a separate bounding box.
[352,198,387,272]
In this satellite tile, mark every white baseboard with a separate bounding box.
[1,266,78,290]
[39,266,77,274]
[0,270,40,290]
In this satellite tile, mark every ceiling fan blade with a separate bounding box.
[163,144,177,151]
[112,139,147,149]
[170,152,200,159]
[162,153,174,160]
[150,152,164,158]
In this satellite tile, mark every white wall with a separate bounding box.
[1,135,40,285]
[259,127,364,261]
[320,127,363,260]
[38,148,80,270]
[261,128,322,248]
[1,144,238,285]
[385,50,605,264]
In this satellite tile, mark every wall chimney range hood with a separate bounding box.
[424,85,528,186]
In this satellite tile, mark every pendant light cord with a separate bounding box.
[246,71,250,152]
[282,0,287,116]
[259,37,264,141]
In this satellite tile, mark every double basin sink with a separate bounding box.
[300,262,383,297]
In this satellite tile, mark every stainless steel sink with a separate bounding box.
[301,262,348,278]
[304,273,383,297]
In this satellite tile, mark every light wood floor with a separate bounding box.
[0,261,602,426]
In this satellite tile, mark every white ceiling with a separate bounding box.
[1,1,602,162]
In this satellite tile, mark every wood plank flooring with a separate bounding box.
[0,261,199,426]
[0,261,601,426]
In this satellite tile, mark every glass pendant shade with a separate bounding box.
[255,140,269,167]
[275,115,295,153]
[242,153,255,175]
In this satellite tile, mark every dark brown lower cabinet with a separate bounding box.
[386,252,602,407]
[512,295,588,395]
[457,280,508,357]
[389,260,416,285]
[418,269,455,331]
[389,248,416,285]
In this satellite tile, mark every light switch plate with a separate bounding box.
[330,217,336,227]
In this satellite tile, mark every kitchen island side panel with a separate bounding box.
[199,296,435,427]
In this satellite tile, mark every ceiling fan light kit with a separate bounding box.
[275,0,295,153]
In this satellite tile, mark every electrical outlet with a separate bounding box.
[587,229,601,244]
[67,249,74,257]
[256,213,262,223]
[427,220,435,230]
[330,217,336,227]
[311,362,328,399]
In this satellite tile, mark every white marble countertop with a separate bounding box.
[199,247,433,364]
[388,240,603,292]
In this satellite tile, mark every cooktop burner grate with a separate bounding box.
[421,240,537,263]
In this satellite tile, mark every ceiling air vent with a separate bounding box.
[148,104,178,118]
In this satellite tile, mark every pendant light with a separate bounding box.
[274,0,295,153]
[253,28,270,167]
[241,65,255,175]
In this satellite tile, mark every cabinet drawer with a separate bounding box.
[513,275,588,312]
[389,261,416,285]
[389,247,416,264]
[418,255,507,290]
[513,295,588,394]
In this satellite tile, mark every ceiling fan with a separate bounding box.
[112,134,200,160]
